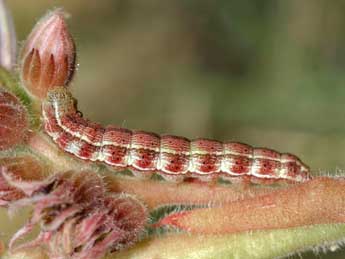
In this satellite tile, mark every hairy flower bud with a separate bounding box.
[20,9,76,99]
[0,88,28,150]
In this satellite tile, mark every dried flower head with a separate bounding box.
[0,155,49,205]
[0,168,25,206]
[20,9,76,99]
[5,171,148,259]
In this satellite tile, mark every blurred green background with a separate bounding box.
[6,1,345,258]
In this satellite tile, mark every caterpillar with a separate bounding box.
[42,87,312,184]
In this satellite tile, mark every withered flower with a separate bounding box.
[20,9,76,99]
[5,171,148,259]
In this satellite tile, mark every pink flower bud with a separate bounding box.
[21,9,76,99]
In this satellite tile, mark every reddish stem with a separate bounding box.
[157,177,345,234]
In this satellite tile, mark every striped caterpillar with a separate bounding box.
[42,87,312,184]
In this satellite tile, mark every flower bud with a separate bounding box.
[0,88,28,150]
[21,9,76,99]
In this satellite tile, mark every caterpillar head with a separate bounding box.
[43,86,77,115]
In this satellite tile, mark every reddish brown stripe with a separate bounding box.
[223,155,252,175]
[130,148,159,171]
[103,145,129,167]
[78,141,99,160]
[103,126,132,146]
[55,131,73,150]
[160,152,190,174]
[192,153,222,174]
